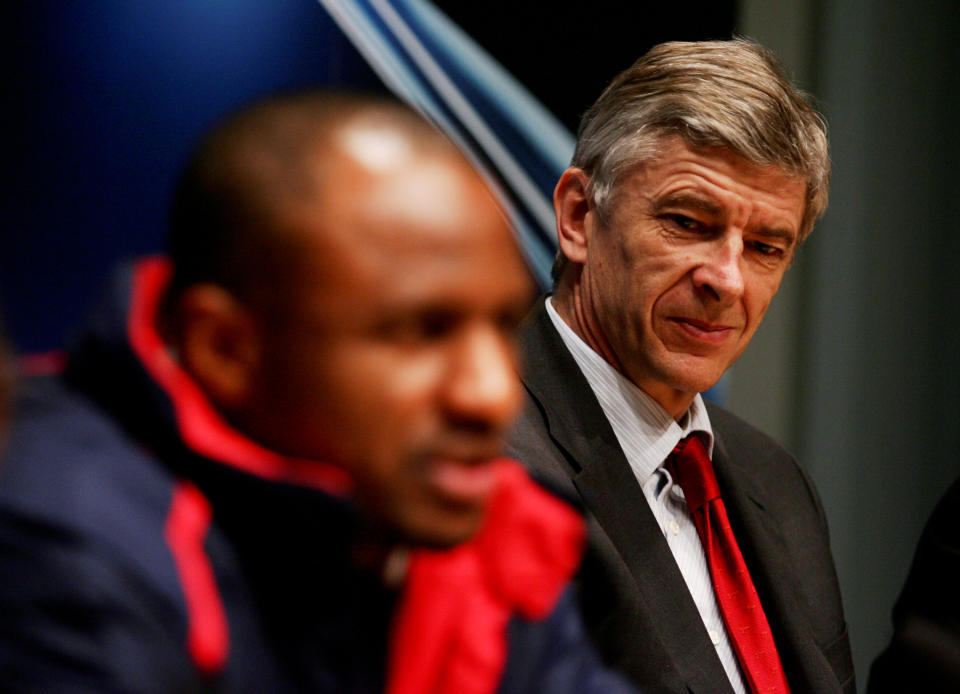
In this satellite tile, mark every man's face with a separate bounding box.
[575,136,806,417]
[247,135,533,548]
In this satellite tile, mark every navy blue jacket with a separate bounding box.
[0,259,633,694]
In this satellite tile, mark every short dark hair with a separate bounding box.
[166,90,447,303]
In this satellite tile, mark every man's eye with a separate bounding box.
[750,241,783,257]
[665,214,701,231]
[419,311,457,339]
[374,310,457,344]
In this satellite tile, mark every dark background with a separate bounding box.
[2,0,735,353]
[434,3,736,135]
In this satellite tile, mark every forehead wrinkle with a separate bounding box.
[644,166,804,239]
[651,192,723,217]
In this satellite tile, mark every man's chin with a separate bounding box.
[655,355,731,396]
[398,507,486,550]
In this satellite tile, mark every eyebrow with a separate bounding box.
[652,193,723,217]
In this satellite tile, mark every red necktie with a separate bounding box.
[667,434,791,694]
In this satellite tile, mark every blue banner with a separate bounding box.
[316,0,573,289]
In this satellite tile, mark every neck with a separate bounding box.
[351,528,409,587]
[650,384,697,423]
[552,276,697,422]
[552,276,624,374]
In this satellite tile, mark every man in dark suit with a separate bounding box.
[507,39,854,694]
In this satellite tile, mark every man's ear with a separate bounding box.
[553,167,593,265]
[173,284,261,411]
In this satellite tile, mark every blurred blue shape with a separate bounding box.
[4,0,379,351]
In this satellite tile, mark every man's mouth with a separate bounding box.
[667,317,737,345]
[424,454,502,507]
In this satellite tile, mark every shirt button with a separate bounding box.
[708,629,721,646]
[669,521,680,535]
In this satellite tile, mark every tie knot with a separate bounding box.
[667,434,720,511]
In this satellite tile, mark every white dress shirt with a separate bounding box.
[545,297,748,694]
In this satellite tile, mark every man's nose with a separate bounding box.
[691,235,745,306]
[442,323,522,432]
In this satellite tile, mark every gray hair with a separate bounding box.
[555,38,829,280]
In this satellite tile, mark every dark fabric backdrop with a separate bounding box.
[2,0,735,353]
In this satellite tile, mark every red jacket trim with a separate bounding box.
[386,460,585,694]
[127,257,352,495]
[17,350,68,377]
[164,480,229,675]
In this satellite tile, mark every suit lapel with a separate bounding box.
[711,432,841,693]
[518,301,734,693]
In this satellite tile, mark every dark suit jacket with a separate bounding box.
[506,300,855,694]
[867,477,960,693]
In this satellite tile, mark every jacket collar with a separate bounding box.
[126,256,353,496]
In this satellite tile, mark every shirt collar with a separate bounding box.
[545,297,714,484]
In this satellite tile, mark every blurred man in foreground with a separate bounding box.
[508,39,854,693]
[0,92,632,693]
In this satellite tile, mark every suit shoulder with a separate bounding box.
[505,395,579,498]
[705,401,828,522]
[705,401,792,459]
